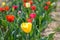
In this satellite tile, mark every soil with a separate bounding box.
[42,1,60,40]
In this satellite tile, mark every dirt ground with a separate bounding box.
[42,1,60,40]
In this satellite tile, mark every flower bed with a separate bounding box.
[0,0,56,40]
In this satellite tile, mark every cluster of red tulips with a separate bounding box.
[0,0,52,23]
[0,6,9,12]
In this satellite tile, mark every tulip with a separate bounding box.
[12,5,18,10]
[30,13,36,19]
[18,11,21,14]
[31,5,36,10]
[2,2,6,6]
[27,18,32,23]
[29,1,33,5]
[21,22,32,33]
[46,1,51,5]
[44,6,49,10]
[23,2,31,8]
[0,7,5,12]
[6,15,15,22]
[4,6,9,11]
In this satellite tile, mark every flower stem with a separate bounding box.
[26,34,29,40]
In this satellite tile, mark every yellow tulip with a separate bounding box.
[2,2,6,6]
[21,22,32,33]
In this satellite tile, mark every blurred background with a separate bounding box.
[0,0,60,40]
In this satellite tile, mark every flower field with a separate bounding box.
[0,0,57,40]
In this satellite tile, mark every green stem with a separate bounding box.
[26,34,29,40]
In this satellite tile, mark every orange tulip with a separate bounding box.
[46,1,51,5]
[4,6,9,11]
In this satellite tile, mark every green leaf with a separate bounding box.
[48,33,55,40]
[54,27,60,32]
[2,20,8,27]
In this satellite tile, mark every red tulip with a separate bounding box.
[31,6,36,10]
[27,18,32,23]
[29,1,33,5]
[6,15,15,22]
[12,5,18,10]
[0,7,5,12]
[30,13,36,19]
[44,6,49,10]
